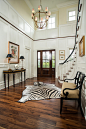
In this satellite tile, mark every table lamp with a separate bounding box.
[19,56,25,69]
[6,54,13,70]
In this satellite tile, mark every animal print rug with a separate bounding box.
[18,83,61,103]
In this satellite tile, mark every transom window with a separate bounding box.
[48,17,55,29]
[69,10,76,21]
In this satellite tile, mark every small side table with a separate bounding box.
[3,69,26,89]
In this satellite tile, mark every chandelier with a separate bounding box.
[31,0,51,29]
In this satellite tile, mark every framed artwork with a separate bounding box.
[59,50,65,55]
[59,55,65,60]
[79,36,85,57]
[8,41,19,64]
[59,50,65,60]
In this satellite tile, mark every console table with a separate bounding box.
[3,69,26,89]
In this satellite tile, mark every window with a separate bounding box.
[38,52,40,68]
[52,51,55,68]
[42,51,50,68]
[48,17,55,29]
[69,10,75,21]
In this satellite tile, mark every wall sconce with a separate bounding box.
[6,54,13,70]
[19,56,25,69]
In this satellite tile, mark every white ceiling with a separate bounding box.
[27,0,78,11]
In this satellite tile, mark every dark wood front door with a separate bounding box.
[37,50,55,77]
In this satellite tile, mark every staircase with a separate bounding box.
[58,0,82,83]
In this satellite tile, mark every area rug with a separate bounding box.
[18,83,61,103]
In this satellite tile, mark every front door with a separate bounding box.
[37,50,55,77]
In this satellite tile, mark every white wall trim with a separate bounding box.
[24,0,33,11]
[56,0,78,9]
[25,46,31,50]
[5,0,34,30]
[0,63,8,68]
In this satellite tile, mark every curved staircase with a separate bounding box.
[58,0,82,83]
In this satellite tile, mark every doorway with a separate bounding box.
[37,50,55,77]
[25,48,30,79]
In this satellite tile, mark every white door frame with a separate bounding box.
[25,46,31,78]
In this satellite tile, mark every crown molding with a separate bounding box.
[24,0,33,11]
[56,0,78,9]
[49,7,58,12]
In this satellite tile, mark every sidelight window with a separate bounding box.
[52,51,55,68]
[38,52,40,68]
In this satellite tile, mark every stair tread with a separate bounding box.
[72,64,75,65]
[63,75,67,77]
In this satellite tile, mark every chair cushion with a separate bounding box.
[61,82,79,98]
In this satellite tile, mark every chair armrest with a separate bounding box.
[63,86,79,98]
[64,78,75,82]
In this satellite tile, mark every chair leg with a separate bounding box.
[78,99,84,117]
[60,98,63,114]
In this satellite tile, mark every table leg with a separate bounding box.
[4,74,6,89]
[21,72,22,82]
[8,74,9,89]
[24,71,26,82]
[13,74,15,87]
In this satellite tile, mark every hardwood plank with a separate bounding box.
[0,77,86,129]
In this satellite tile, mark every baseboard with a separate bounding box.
[0,79,20,90]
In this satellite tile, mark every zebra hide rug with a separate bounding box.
[18,84,61,103]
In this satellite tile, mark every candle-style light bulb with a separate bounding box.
[31,14,34,18]
[38,5,41,11]
[35,17,37,21]
[48,11,51,16]
[41,18,43,22]
[32,9,35,14]
[45,7,48,12]
[46,16,49,20]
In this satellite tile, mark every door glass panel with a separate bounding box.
[46,51,49,59]
[43,60,46,68]
[43,52,46,59]
[52,51,55,59]
[38,60,40,68]
[46,60,50,68]
[38,52,40,59]
[52,60,55,68]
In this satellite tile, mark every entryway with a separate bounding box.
[37,50,55,77]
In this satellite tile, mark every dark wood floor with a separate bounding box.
[0,77,86,129]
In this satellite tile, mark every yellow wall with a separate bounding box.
[59,4,78,25]
[7,0,34,28]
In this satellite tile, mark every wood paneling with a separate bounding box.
[0,77,86,129]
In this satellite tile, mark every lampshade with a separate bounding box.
[19,56,25,59]
[6,54,13,71]
[6,54,13,58]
